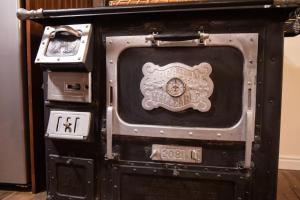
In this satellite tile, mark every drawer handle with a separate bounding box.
[49,25,82,39]
[66,83,81,91]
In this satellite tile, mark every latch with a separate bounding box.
[105,106,118,160]
[66,83,81,91]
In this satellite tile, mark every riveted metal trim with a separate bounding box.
[106,33,258,168]
[35,24,92,65]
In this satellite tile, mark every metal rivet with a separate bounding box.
[126,41,130,44]
[109,60,113,64]
[248,81,252,85]
[160,130,164,134]
[78,57,81,60]
[113,185,118,189]
[134,129,138,133]
[229,39,232,42]
[250,38,254,42]
[42,42,45,45]
[109,41,113,45]
[217,133,222,137]
[133,168,137,172]
[57,58,60,61]
[82,40,85,43]
[109,80,113,83]
[86,25,89,28]
[249,60,253,64]
[188,132,193,135]
[36,58,40,61]
[153,170,157,173]
[46,27,50,30]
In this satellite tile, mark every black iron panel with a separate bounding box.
[115,137,244,168]
[48,155,94,200]
[121,174,235,200]
[110,164,250,200]
[118,46,244,128]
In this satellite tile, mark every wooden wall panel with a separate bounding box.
[25,0,94,193]
[33,0,93,9]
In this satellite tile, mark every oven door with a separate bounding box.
[106,32,258,168]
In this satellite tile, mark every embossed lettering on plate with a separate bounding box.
[151,144,202,164]
[140,62,214,112]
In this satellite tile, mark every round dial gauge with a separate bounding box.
[166,78,186,97]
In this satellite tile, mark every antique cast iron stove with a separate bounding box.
[18,1,300,200]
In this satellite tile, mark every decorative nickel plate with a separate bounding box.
[150,144,202,164]
[140,62,214,112]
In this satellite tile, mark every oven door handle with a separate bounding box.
[151,33,201,41]
[146,32,209,46]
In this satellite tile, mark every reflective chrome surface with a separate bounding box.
[47,72,92,103]
[46,111,91,140]
[151,144,202,164]
[140,62,213,112]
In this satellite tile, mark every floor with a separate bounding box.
[0,170,299,200]
[277,170,300,200]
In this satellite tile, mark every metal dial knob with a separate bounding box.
[166,78,186,97]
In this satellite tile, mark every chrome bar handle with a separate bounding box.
[49,25,82,39]
[145,32,209,47]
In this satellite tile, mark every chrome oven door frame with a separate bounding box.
[105,33,258,168]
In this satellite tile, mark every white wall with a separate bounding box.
[279,36,300,170]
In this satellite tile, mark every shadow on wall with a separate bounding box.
[279,35,300,170]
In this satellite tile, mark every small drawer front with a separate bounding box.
[48,155,94,200]
[35,24,93,71]
[47,72,91,103]
[46,110,91,140]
